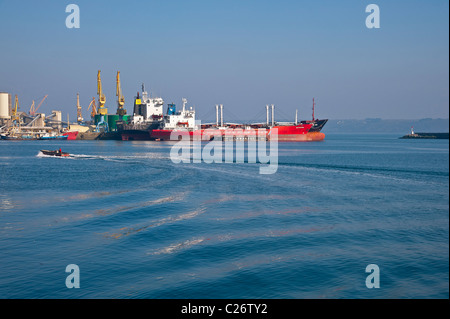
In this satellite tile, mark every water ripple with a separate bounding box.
[104,207,206,239]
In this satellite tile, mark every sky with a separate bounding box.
[0,0,448,122]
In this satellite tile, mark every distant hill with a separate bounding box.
[322,118,449,134]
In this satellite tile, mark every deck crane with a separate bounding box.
[116,71,126,116]
[76,93,83,123]
[29,95,48,116]
[97,70,108,115]
[87,97,97,119]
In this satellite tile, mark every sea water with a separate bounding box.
[0,134,448,298]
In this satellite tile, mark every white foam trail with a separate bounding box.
[68,153,170,161]
[148,238,205,255]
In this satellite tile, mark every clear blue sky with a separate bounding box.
[0,0,448,121]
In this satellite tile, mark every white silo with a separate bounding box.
[0,92,10,119]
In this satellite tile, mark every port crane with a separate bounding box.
[29,100,34,116]
[11,95,20,124]
[87,97,97,119]
[29,95,48,116]
[116,71,126,116]
[5,95,21,134]
[76,93,83,123]
[97,70,108,115]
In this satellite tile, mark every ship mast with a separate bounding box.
[216,105,219,126]
[312,98,315,121]
[271,104,274,127]
[76,93,83,123]
[220,104,223,127]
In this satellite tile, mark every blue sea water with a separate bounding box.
[0,134,448,299]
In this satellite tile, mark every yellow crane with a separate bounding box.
[97,70,108,115]
[76,93,83,123]
[87,97,97,119]
[12,94,20,124]
[116,71,126,116]
[29,95,48,116]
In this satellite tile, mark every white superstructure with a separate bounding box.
[161,98,197,130]
[131,84,164,124]
[122,84,197,133]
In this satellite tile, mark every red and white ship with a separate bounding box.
[120,87,326,142]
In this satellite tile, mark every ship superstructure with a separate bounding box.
[132,84,164,123]
[119,84,165,140]
[160,98,197,130]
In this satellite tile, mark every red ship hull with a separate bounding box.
[273,132,325,141]
[149,123,322,141]
[62,131,78,140]
[269,125,325,141]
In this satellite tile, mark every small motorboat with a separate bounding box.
[39,134,68,140]
[40,149,70,157]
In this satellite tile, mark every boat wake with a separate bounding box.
[278,162,448,177]
[67,153,169,162]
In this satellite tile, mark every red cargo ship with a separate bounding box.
[119,88,326,142]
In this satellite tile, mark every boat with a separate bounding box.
[1,133,39,140]
[40,149,70,157]
[39,133,68,140]
[1,134,21,140]
[118,86,327,142]
[1,126,75,140]
[149,100,323,142]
